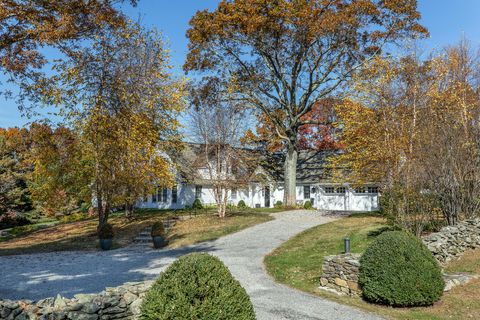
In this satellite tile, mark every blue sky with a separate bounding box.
[1,0,480,128]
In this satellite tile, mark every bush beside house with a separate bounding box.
[237,200,247,209]
[303,201,313,209]
[192,198,203,210]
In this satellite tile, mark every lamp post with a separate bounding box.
[344,237,350,254]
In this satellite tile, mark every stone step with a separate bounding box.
[132,219,178,244]
[138,232,150,237]
[133,227,153,243]
[134,236,152,241]
[133,239,152,243]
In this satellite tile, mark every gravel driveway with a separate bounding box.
[0,210,382,320]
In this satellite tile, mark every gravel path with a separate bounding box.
[0,210,382,320]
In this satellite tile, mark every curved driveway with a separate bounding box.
[0,210,382,320]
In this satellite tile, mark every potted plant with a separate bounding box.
[151,221,167,249]
[98,223,114,250]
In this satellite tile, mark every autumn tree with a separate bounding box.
[243,98,340,152]
[28,123,90,216]
[190,80,253,218]
[184,0,427,206]
[0,127,32,214]
[334,40,480,233]
[44,22,185,228]
[0,0,137,111]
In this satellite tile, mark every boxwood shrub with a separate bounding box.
[237,200,247,209]
[140,253,255,320]
[359,231,444,307]
[303,201,313,209]
[151,222,165,237]
[192,198,203,210]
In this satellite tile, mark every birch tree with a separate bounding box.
[190,80,251,218]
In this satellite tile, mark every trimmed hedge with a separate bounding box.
[303,201,313,209]
[359,231,444,307]
[140,253,255,320]
[192,198,203,210]
[151,222,165,237]
[274,200,283,208]
[237,200,247,209]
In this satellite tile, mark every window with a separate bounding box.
[195,185,202,199]
[336,187,346,194]
[303,185,310,199]
[152,191,157,203]
[231,188,237,200]
[368,186,379,194]
[324,187,335,194]
[157,187,168,202]
[144,195,148,202]
[172,186,177,204]
[162,188,168,202]
[354,187,366,194]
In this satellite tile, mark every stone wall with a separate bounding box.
[422,219,480,264]
[0,280,153,320]
[319,253,361,296]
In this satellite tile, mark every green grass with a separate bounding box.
[167,210,275,248]
[264,212,480,320]
[265,212,388,293]
[0,207,283,256]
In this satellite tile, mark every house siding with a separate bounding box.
[137,182,379,211]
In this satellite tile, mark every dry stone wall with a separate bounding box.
[319,253,361,296]
[319,220,480,296]
[422,219,480,264]
[0,280,153,320]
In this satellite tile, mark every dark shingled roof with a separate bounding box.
[261,151,338,184]
[172,143,338,185]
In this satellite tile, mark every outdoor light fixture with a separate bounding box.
[344,237,350,254]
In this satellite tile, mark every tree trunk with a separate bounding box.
[284,144,298,207]
[125,202,135,219]
[98,194,110,230]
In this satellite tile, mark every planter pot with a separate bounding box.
[99,238,113,250]
[152,236,167,249]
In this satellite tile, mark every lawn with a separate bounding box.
[264,212,480,320]
[0,207,283,256]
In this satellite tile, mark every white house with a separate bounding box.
[136,144,379,211]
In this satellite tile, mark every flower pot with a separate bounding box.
[99,238,113,250]
[152,236,167,249]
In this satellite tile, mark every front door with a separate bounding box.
[264,186,270,207]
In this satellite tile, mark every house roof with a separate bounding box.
[172,143,339,185]
[171,143,260,184]
[260,150,338,184]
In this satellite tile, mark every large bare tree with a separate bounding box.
[190,80,252,218]
[184,0,427,206]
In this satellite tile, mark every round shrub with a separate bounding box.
[303,200,313,209]
[151,222,165,237]
[141,253,255,320]
[274,200,283,208]
[192,198,203,210]
[97,223,114,239]
[359,231,444,307]
[237,200,247,209]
